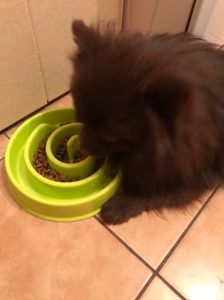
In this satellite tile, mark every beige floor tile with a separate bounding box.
[6,122,23,138]
[45,93,73,110]
[161,187,224,300]
[0,134,9,159]
[108,190,212,269]
[0,161,151,300]
[141,277,181,300]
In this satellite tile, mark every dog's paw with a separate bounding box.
[100,195,131,225]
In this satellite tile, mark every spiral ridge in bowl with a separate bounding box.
[5,107,121,222]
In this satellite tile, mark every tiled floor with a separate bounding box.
[1,94,224,299]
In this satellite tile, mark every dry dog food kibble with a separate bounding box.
[33,137,72,182]
[73,151,88,163]
[55,138,70,163]
[55,138,88,164]
[32,132,89,182]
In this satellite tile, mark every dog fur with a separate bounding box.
[70,20,224,224]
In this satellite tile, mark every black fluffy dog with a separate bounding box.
[70,20,224,225]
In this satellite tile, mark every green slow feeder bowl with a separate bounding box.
[5,107,121,222]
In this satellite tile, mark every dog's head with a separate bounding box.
[70,20,191,158]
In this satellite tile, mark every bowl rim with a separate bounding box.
[5,107,121,207]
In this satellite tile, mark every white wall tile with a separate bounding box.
[97,0,123,29]
[123,0,158,33]
[0,0,47,130]
[27,0,98,102]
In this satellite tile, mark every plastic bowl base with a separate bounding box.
[5,108,121,222]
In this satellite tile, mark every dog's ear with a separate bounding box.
[141,68,191,130]
[72,20,102,57]
[72,20,88,37]
[72,20,91,54]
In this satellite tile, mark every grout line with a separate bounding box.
[155,185,220,274]
[95,214,188,300]
[0,91,71,136]
[135,273,156,300]
[157,274,187,300]
[149,0,160,32]
[0,106,44,136]
[135,274,187,300]
[4,132,10,139]
[94,215,155,273]
[49,90,71,104]
[25,0,48,101]
[121,0,128,29]
[95,185,219,299]
[0,105,45,136]
[133,185,219,300]
[185,0,197,32]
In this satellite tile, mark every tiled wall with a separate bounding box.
[0,0,123,131]
[0,0,47,131]
[27,0,98,102]
[123,0,194,34]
